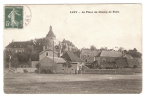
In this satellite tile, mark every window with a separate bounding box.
[62,69,64,70]
[71,69,73,70]
[86,60,87,62]
[46,52,48,56]
[102,59,106,62]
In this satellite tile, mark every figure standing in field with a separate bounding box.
[8,8,21,27]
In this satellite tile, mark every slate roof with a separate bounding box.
[46,26,55,37]
[100,50,122,57]
[47,57,66,63]
[61,51,84,62]
[6,41,29,48]
[39,48,58,55]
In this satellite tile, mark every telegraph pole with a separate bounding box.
[9,55,11,73]
[52,40,54,73]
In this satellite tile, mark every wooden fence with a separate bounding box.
[84,68,142,75]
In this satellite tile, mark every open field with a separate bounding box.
[4,73,142,94]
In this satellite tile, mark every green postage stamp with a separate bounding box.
[5,6,23,28]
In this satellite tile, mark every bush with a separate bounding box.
[23,69,28,73]
[35,69,39,73]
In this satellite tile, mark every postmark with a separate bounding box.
[5,6,23,28]
[23,5,32,27]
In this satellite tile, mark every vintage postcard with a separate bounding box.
[3,4,142,94]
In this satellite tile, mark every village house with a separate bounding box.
[38,50,85,74]
[31,25,61,67]
[115,58,129,68]
[61,51,84,74]
[31,26,84,74]
[94,50,123,69]
[39,56,66,73]
[80,48,101,67]
[5,41,34,53]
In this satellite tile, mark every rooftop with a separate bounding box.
[61,51,84,62]
[99,50,122,57]
[47,56,66,63]
[5,41,31,48]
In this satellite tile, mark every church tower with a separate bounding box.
[46,26,56,46]
[43,26,56,51]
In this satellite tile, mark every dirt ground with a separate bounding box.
[4,73,142,94]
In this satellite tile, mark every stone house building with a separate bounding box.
[94,50,123,69]
[80,48,101,66]
[61,51,84,74]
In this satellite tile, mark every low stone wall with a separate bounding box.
[84,68,141,75]
[16,68,37,73]
[31,61,39,68]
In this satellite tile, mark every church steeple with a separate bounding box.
[46,25,55,38]
[50,26,52,31]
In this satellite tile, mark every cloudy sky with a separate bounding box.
[3,4,142,52]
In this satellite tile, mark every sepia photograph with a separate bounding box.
[3,4,142,94]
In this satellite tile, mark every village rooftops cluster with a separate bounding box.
[5,25,142,74]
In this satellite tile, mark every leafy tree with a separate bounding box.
[90,45,96,51]
[118,47,124,51]
[11,55,19,68]
[4,50,15,68]
[124,48,142,58]
[133,48,137,52]
[100,47,107,50]
[36,63,41,74]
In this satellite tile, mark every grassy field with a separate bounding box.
[4,73,142,94]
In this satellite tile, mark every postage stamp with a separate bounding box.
[5,6,23,28]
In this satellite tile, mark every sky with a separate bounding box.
[3,4,142,52]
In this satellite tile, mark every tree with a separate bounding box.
[11,55,19,68]
[36,63,41,74]
[125,48,142,58]
[100,47,107,50]
[118,47,124,52]
[90,45,96,51]
[61,45,67,54]
[25,45,34,58]
[133,48,137,52]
